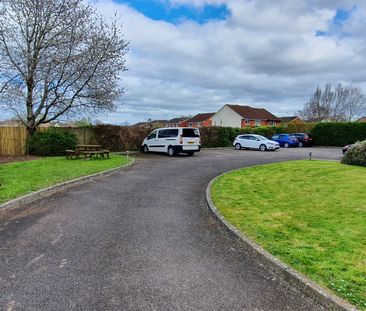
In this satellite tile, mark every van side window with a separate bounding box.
[158,130,167,138]
[158,129,178,138]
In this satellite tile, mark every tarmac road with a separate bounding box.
[0,147,342,311]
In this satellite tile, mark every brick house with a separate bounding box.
[184,113,215,128]
[356,116,366,123]
[166,117,190,127]
[212,104,280,128]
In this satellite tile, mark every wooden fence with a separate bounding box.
[0,127,95,156]
[0,127,28,156]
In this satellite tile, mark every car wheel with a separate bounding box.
[298,141,304,148]
[187,152,194,156]
[143,145,149,153]
[284,142,289,148]
[168,146,175,157]
[259,144,267,152]
[235,143,242,150]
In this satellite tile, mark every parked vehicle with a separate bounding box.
[142,127,200,156]
[271,134,299,148]
[342,144,354,154]
[290,133,313,147]
[233,134,280,151]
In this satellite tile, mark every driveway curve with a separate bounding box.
[0,147,342,311]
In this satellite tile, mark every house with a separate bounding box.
[356,116,366,123]
[280,116,304,124]
[132,119,168,128]
[212,104,280,128]
[166,117,190,127]
[184,113,215,128]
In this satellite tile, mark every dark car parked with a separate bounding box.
[271,134,299,148]
[342,144,354,154]
[290,133,313,147]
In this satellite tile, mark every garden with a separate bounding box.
[211,160,366,309]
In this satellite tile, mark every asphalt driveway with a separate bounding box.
[0,147,342,311]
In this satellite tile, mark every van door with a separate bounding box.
[146,130,159,152]
[181,128,200,151]
[158,129,179,152]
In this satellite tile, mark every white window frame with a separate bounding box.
[255,120,261,127]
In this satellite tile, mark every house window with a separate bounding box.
[255,120,261,127]
[188,123,193,127]
[269,121,276,126]
[244,119,250,125]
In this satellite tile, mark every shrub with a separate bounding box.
[27,130,78,156]
[311,122,366,146]
[93,125,152,151]
[341,140,366,167]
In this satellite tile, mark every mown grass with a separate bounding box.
[0,154,132,204]
[211,160,366,309]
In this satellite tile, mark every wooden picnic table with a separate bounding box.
[66,144,109,159]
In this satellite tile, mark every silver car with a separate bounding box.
[233,134,280,151]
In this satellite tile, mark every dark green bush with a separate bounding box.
[27,130,78,156]
[311,122,366,146]
[341,140,366,167]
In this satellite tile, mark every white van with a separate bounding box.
[141,127,201,156]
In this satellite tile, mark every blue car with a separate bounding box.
[271,134,299,148]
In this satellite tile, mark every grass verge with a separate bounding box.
[211,160,366,309]
[0,154,132,204]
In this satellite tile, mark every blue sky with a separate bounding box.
[316,7,355,37]
[116,0,229,24]
[2,0,366,124]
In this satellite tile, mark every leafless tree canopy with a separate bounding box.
[0,0,128,135]
[299,83,366,122]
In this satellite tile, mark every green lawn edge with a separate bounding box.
[211,160,366,310]
[0,154,133,205]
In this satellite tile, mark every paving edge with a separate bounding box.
[0,157,136,212]
[206,169,359,311]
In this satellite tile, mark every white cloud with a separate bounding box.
[95,0,366,124]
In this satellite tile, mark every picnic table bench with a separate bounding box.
[66,145,110,159]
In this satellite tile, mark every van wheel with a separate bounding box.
[298,141,304,147]
[143,145,149,153]
[168,146,175,157]
[235,143,241,150]
[187,152,194,156]
[284,142,289,148]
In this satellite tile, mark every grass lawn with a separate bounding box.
[0,154,132,204]
[211,160,366,309]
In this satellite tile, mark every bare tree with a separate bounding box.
[299,83,366,122]
[299,86,331,122]
[0,0,128,136]
[343,87,365,122]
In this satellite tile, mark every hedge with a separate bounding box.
[92,123,316,151]
[311,122,366,147]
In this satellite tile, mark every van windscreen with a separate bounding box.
[182,128,200,137]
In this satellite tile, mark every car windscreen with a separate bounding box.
[256,135,267,140]
[182,128,200,137]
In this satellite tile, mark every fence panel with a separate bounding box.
[0,127,27,156]
[0,127,96,156]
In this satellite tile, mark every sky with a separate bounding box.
[94,0,366,124]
